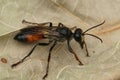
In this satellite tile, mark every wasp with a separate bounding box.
[11,20,105,79]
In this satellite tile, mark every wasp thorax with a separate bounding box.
[56,27,73,39]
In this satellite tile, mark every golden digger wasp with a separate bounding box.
[11,20,105,79]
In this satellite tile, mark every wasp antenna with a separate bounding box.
[84,33,103,43]
[83,20,105,34]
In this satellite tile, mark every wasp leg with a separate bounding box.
[42,40,57,80]
[22,20,52,27]
[11,42,52,68]
[79,41,84,49]
[67,40,83,65]
[58,23,65,27]
[83,41,90,57]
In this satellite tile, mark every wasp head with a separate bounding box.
[73,28,84,49]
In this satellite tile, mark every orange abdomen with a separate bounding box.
[14,33,44,43]
[27,34,44,42]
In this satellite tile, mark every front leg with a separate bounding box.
[83,41,90,57]
[79,40,90,57]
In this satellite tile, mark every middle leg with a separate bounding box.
[42,40,57,79]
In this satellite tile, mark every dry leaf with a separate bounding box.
[0,0,120,80]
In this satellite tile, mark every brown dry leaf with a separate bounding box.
[0,0,120,80]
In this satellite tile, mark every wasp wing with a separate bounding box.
[20,26,60,38]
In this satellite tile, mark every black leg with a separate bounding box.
[58,23,64,27]
[22,20,52,27]
[83,41,90,57]
[11,42,51,68]
[42,40,57,80]
[67,40,83,65]
[79,41,84,49]
[40,22,52,28]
